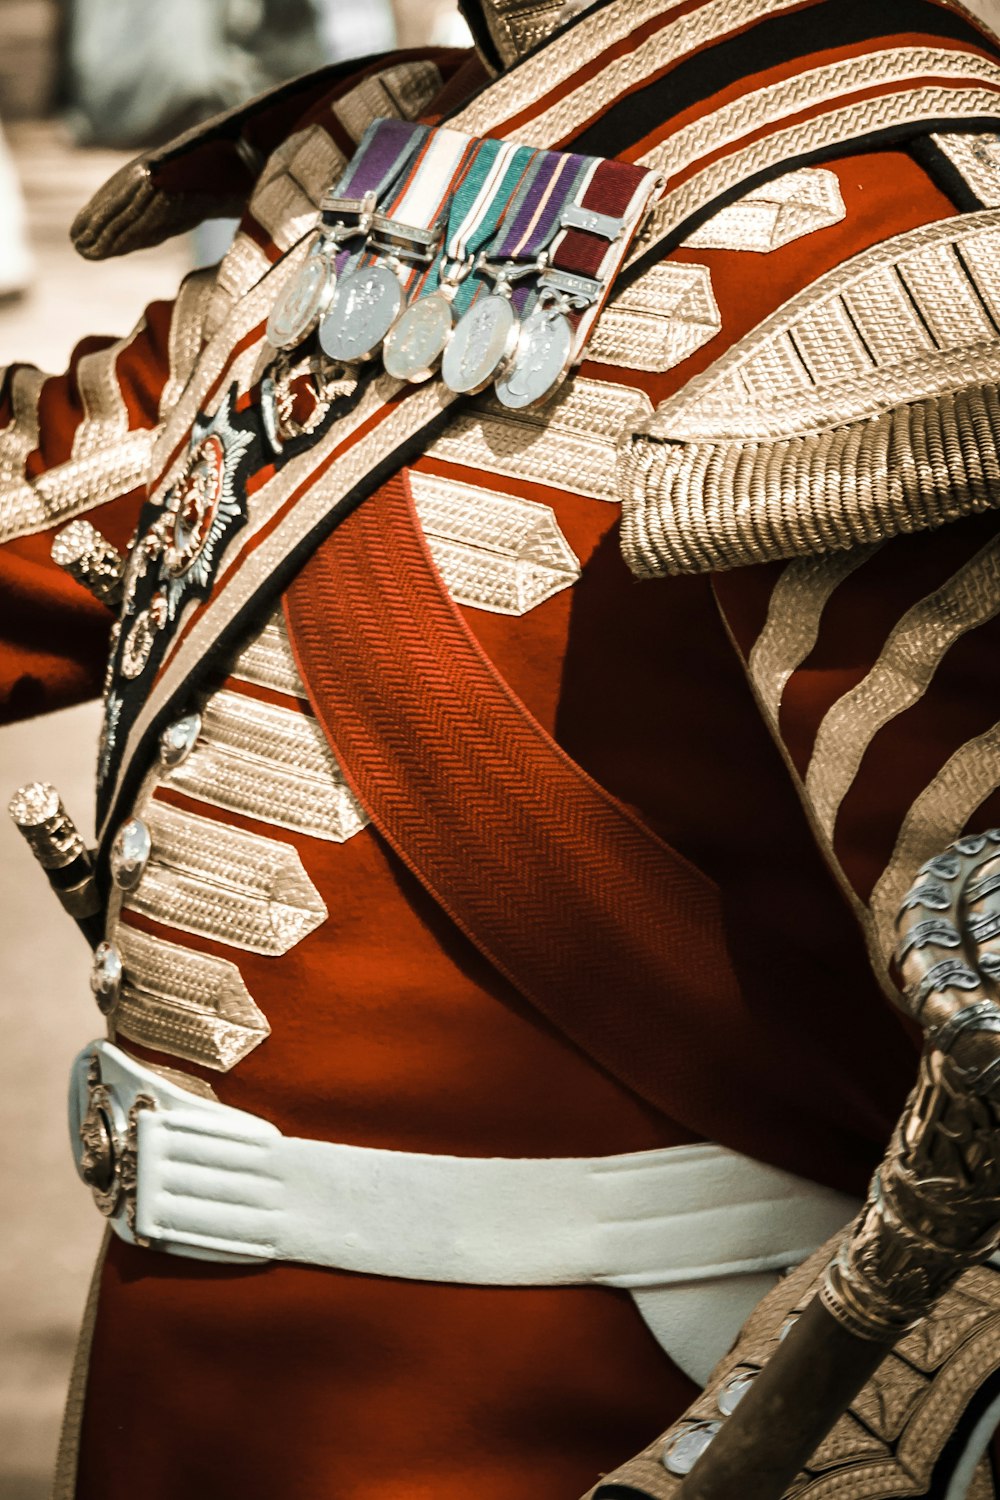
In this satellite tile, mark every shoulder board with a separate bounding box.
[71,49,466,262]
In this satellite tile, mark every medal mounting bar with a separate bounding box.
[560,203,627,242]
[320,190,377,224]
[369,215,443,267]
[537,266,604,307]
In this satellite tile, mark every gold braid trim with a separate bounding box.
[582,1244,1000,1499]
[619,211,1000,578]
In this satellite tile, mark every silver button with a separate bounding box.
[90,941,123,1013]
[159,712,201,768]
[110,817,151,890]
[662,1422,721,1476]
[717,1370,756,1416]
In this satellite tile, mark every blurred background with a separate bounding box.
[5,0,1000,1496]
[0,3,467,1496]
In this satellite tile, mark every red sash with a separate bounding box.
[284,475,896,1181]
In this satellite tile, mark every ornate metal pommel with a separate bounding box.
[8,782,101,931]
[9,781,86,869]
[822,830,1000,1344]
[51,519,125,608]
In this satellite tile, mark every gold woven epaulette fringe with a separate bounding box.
[618,209,1000,578]
[583,1240,1000,1499]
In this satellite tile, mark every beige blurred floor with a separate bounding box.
[0,122,189,1500]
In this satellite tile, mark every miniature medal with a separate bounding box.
[382,288,455,382]
[494,299,575,410]
[319,262,404,363]
[267,243,336,351]
[442,292,519,394]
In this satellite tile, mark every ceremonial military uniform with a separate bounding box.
[6,1,1000,1496]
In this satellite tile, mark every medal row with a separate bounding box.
[265,117,662,412]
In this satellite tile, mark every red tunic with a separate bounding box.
[0,33,991,1498]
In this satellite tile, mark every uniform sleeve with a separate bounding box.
[0,266,216,724]
[712,507,1000,980]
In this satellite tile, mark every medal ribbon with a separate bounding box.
[414,139,535,311]
[531,158,663,347]
[327,116,431,212]
[357,127,480,285]
[490,149,594,282]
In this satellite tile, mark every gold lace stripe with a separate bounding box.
[229,607,305,697]
[122,799,328,956]
[71,323,143,462]
[589,263,720,373]
[683,167,846,254]
[428,377,652,503]
[0,429,152,546]
[806,536,1000,839]
[747,546,879,725]
[410,471,580,615]
[164,689,369,844]
[114,923,270,1072]
[869,721,1000,965]
[651,47,1000,182]
[50,1230,109,1500]
[203,231,272,343]
[637,84,1000,275]
[453,0,805,140]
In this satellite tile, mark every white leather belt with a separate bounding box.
[70,1040,858,1382]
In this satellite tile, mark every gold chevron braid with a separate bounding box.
[112,923,270,1071]
[589,263,721,373]
[228,607,305,697]
[805,535,1000,840]
[121,799,328,956]
[163,688,370,844]
[409,471,581,615]
[683,167,845,253]
[428,378,652,503]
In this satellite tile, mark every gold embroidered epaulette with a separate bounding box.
[70,52,455,261]
[618,209,1000,579]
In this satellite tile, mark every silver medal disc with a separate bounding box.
[267,250,335,351]
[319,263,404,363]
[383,291,454,383]
[494,303,575,410]
[442,294,520,395]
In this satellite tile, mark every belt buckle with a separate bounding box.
[74,1051,154,1243]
